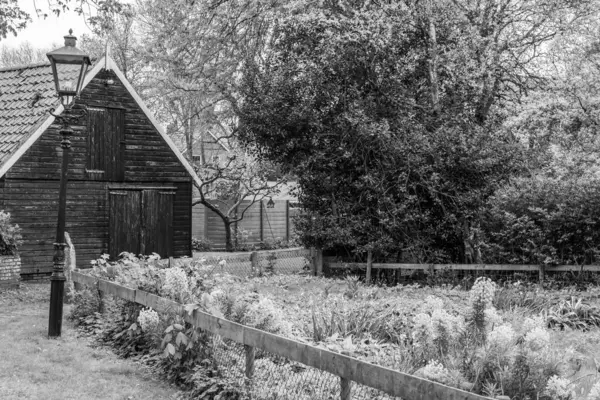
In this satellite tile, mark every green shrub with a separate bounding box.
[0,210,22,255]
[192,237,213,252]
[483,175,600,265]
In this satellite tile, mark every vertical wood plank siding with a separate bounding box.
[4,69,192,277]
[172,181,192,257]
[194,200,295,249]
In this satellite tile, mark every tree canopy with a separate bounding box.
[7,0,600,261]
[236,0,598,261]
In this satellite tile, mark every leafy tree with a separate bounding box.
[130,0,288,251]
[192,145,285,251]
[0,0,29,39]
[0,0,130,41]
[0,41,49,67]
[237,1,588,261]
[505,2,600,178]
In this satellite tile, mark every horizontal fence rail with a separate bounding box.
[325,257,600,284]
[71,271,491,400]
[325,259,600,272]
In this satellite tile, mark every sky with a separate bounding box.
[2,1,93,50]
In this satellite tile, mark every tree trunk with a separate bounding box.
[425,0,440,115]
[224,220,234,252]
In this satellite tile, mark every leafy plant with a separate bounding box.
[0,210,22,255]
[192,237,213,252]
[188,362,246,400]
[545,297,600,330]
[264,252,276,274]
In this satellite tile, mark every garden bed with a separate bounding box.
[70,254,600,399]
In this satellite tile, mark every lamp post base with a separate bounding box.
[48,242,67,338]
[48,274,66,338]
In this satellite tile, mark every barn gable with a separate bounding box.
[0,57,198,183]
[0,56,197,278]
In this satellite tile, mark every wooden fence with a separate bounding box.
[71,271,491,400]
[325,257,600,283]
[193,199,301,249]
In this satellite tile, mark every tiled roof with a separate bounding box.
[0,62,82,169]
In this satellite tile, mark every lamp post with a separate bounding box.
[46,30,91,338]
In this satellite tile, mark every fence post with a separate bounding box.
[250,251,259,277]
[538,264,545,284]
[245,344,255,388]
[340,377,352,400]
[315,248,323,277]
[366,250,373,284]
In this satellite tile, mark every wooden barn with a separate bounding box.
[0,56,197,280]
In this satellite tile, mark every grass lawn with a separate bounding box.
[0,283,182,400]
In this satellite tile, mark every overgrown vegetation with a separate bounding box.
[71,255,600,399]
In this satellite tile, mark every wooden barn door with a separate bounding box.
[109,191,142,259]
[109,189,174,259]
[140,190,174,257]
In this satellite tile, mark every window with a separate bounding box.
[87,107,125,181]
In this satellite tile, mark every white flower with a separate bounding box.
[487,324,515,348]
[240,297,290,335]
[431,309,464,341]
[137,308,159,332]
[469,277,496,307]
[163,267,190,301]
[420,360,453,385]
[413,313,433,337]
[218,259,227,267]
[544,375,574,400]
[523,327,550,352]
[484,307,503,331]
[522,315,545,334]
[424,296,444,312]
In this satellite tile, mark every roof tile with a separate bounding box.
[0,62,84,166]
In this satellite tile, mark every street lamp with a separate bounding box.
[47,29,91,338]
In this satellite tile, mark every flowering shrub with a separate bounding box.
[163,267,191,303]
[544,375,574,400]
[487,324,515,349]
[469,277,497,308]
[137,308,160,332]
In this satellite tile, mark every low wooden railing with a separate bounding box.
[71,270,491,400]
[325,257,600,284]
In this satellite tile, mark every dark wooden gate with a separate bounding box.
[109,189,174,259]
